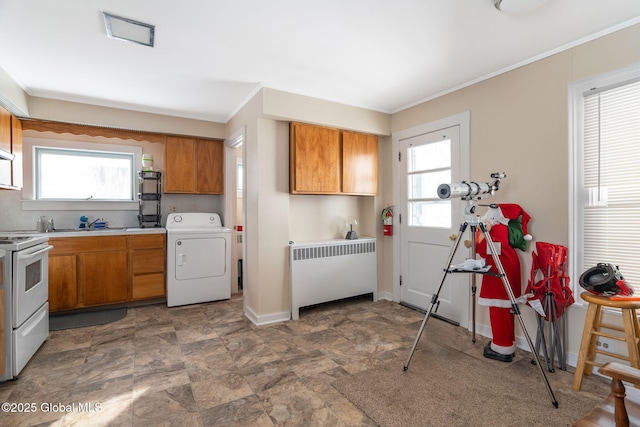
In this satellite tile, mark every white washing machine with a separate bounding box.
[166,213,231,307]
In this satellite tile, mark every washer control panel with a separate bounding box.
[166,213,224,229]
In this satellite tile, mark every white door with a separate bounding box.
[398,119,469,326]
[175,237,227,280]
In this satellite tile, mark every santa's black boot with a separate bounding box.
[483,342,513,363]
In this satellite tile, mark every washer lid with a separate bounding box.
[166,212,226,230]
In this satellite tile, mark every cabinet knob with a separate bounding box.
[449,234,458,241]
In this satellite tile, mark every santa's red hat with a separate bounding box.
[499,203,532,240]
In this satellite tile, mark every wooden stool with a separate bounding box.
[573,293,640,391]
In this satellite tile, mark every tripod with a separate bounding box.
[402,199,559,408]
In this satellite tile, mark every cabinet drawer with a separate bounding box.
[132,248,165,274]
[132,273,165,300]
[130,234,165,250]
[50,236,127,254]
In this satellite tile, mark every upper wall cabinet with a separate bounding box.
[289,122,378,196]
[0,106,22,190]
[290,122,341,194]
[164,136,223,194]
[342,130,378,196]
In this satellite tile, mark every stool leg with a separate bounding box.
[622,309,640,369]
[633,309,640,367]
[585,305,603,376]
[573,303,599,391]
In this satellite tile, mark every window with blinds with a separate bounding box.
[577,75,640,293]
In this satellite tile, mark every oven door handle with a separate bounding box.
[17,245,54,260]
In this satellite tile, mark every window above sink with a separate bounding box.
[21,136,141,211]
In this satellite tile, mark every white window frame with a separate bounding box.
[22,137,141,211]
[569,62,640,299]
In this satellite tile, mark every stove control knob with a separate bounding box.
[174,215,182,223]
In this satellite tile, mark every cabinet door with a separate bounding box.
[49,255,78,311]
[164,136,195,193]
[342,131,379,195]
[290,122,341,194]
[10,116,22,189]
[80,252,128,306]
[0,106,11,187]
[196,139,224,194]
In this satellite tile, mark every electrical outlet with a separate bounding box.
[169,206,177,213]
[596,337,616,351]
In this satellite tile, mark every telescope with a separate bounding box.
[437,172,506,200]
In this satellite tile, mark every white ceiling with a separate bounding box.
[0,1,639,123]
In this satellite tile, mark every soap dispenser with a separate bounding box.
[37,216,47,233]
[79,215,88,229]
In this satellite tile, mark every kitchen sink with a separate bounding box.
[53,227,128,232]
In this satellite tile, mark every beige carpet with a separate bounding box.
[333,335,610,427]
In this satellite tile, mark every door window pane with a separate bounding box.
[408,139,450,172]
[408,170,450,199]
[409,200,451,228]
[406,137,452,228]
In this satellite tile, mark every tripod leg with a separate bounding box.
[469,225,478,343]
[403,222,468,371]
[534,312,551,371]
[480,224,559,408]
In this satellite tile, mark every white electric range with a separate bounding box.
[0,233,52,381]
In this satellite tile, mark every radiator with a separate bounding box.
[289,238,377,320]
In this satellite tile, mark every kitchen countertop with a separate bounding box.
[0,227,166,237]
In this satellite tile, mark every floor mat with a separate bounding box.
[49,307,127,331]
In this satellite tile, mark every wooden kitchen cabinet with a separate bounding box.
[0,106,22,190]
[289,122,341,194]
[289,122,378,196]
[80,251,128,306]
[164,136,223,194]
[342,130,378,195]
[130,234,166,300]
[48,254,78,310]
[49,233,166,312]
[49,236,128,311]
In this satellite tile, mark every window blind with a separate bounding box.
[582,79,640,292]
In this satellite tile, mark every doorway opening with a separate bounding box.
[225,127,246,295]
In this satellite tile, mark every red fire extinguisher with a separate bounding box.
[382,206,394,236]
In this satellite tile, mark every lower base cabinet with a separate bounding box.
[49,234,166,312]
[48,255,77,310]
[130,234,166,300]
[80,251,128,306]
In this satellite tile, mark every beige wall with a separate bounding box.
[26,97,225,138]
[227,88,391,323]
[390,23,640,362]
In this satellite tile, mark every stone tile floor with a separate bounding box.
[0,295,431,426]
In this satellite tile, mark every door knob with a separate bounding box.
[449,234,458,241]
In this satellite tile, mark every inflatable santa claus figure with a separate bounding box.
[475,203,531,362]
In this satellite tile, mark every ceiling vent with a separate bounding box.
[103,12,155,47]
